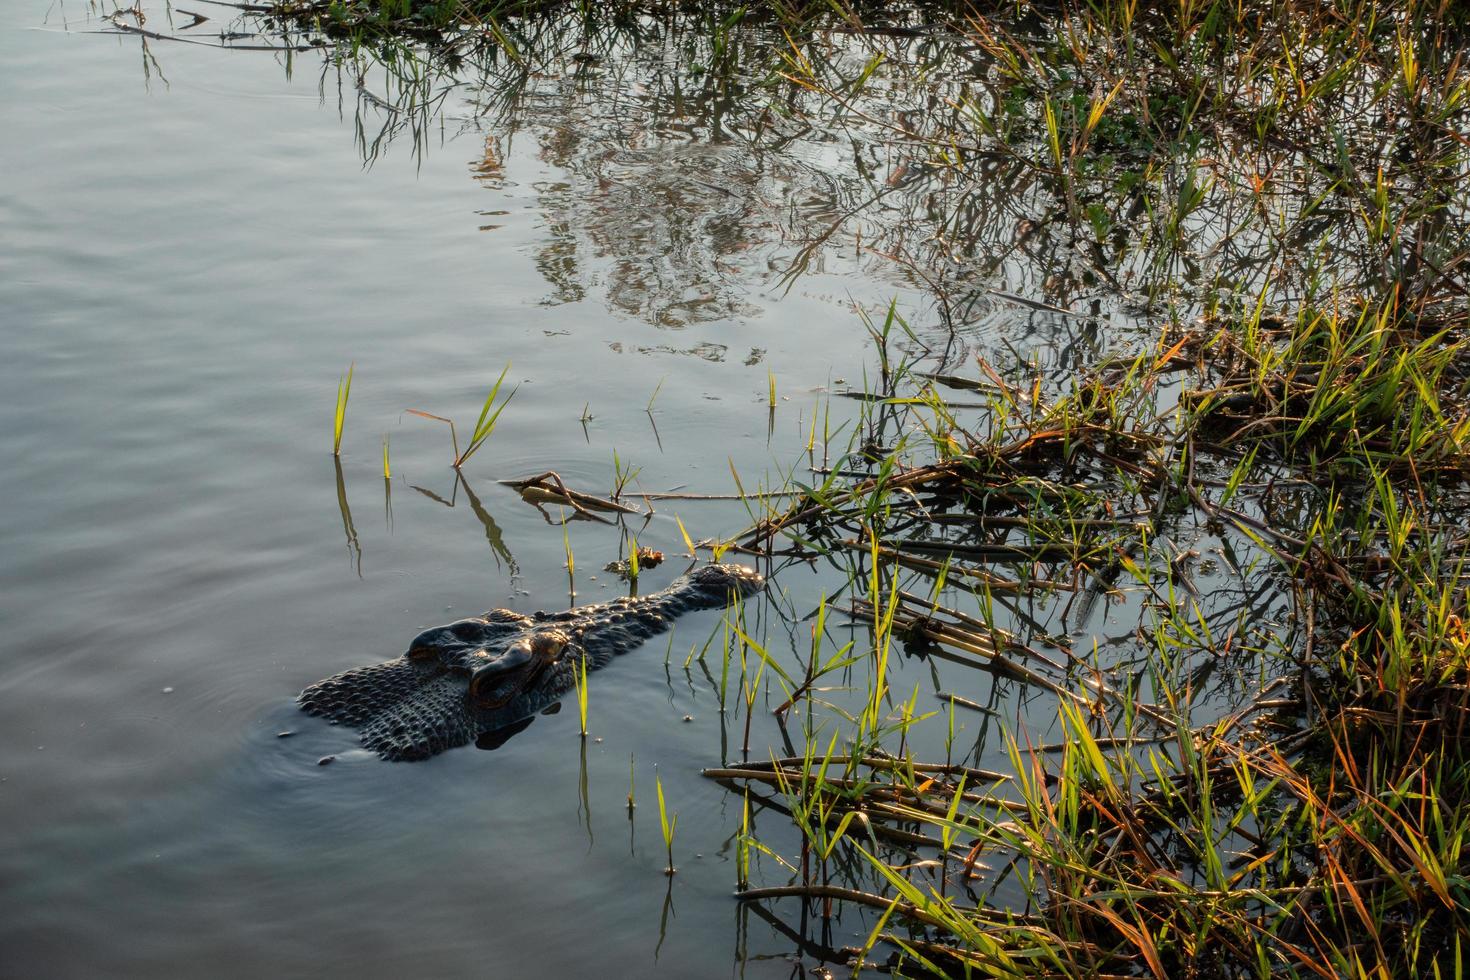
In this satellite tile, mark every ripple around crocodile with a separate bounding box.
[298,564,764,760]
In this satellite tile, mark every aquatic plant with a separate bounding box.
[331,362,353,456]
[572,648,589,738]
[406,363,516,470]
[609,450,640,501]
[715,291,1470,974]
[656,769,678,875]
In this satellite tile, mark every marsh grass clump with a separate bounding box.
[716,289,1470,973]
[712,21,1470,948]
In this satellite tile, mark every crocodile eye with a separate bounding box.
[448,622,490,642]
[405,627,446,661]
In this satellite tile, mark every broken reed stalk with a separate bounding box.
[501,470,639,517]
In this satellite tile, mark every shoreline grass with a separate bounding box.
[715,289,1470,973]
[693,2,1462,974]
[260,0,1470,974]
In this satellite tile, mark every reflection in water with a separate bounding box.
[577,737,593,846]
[457,473,519,575]
[470,35,939,330]
[409,471,519,575]
[103,2,1469,372]
[332,456,362,577]
[626,752,638,858]
[382,473,394,533]
[473,714,535,749]
[96,8,1106,351]
[655,875,676,961]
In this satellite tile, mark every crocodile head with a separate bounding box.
[299,563,763,760]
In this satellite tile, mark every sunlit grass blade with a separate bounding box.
[656,770,678,875]
[456,363,516,468]
[573,652,589,738]
[332,362,354,456]
[673,513,697,557]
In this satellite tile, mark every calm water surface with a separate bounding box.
[0,6,1094,976]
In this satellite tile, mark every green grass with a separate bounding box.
[406,363,516,470]
[656,768,678,875]
[609,449,640,500]
[332,362,353,456]
[456,364,516,468]
[572,648,589,738]
[714,298,1470,974]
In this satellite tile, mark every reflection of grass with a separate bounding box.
[269,0,821,45]
[409,472,519,574]
[259,0,1470,330]
[332,456,362,577]
[454,472,518,575]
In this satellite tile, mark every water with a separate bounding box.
[0,6,1129,976]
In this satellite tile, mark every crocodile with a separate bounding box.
[298,563,764,760]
